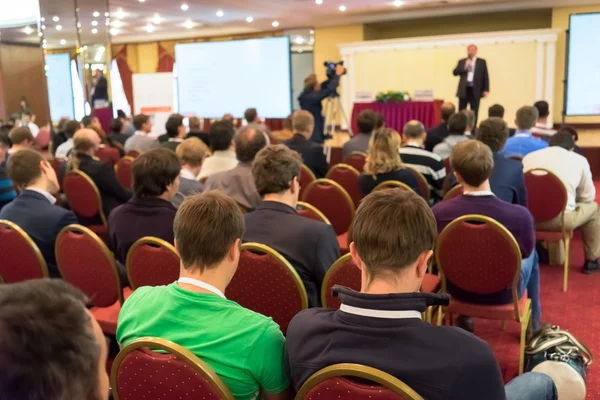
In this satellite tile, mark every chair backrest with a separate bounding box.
[0,220,49,283]
[524,168,568,224]
[126,237,180,290]
[50,158,67,191]
[96,146,120,167]
[302,179,355,235]
[443,158,451,173]
[55,224,123,307]
[115,156,135,190]
[36,129,50,148]
[295,364,424,400]
[126,150,140,158]
[321,254,361,309]
[373,180,414,193]
[225,243,308,335]
[443,184,463,201]
[63,170,107,225]
[436,215,522,320]
[296,201,331,225]
[343,151,367,173]
[299,163,316,200]
[326,163,363,208]
[111,337,234,400]
[403,166,431,201]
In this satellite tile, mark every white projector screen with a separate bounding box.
[566,13,600,116]
[175,37,292,118]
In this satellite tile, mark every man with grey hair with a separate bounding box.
[501,106,548,158]
[400,120,446,202]
[205,125,268,211]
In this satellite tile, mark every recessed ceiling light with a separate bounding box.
[393,0,404,6]
[37,32,43,37]
[40,17,45,22]
[181,3,189,11]
[246,16,254,23]
[112,20,123,28]
[183,19,194,29]
[295,37,305,45]
[110,28,118,35]
[60,39,66,45]
[105,12,110,17]
[52,16,59,22]
[139,0,145,2]
[315,0,323,4]
[105,19,110,26]
[42,39,47,44]
[92,28,98,34]
[152,13,161,24]
[216,10,224,17]
[42,43,47,49]
[145,23,155,33]
[41,24,46,30]
[23,26,33,35]
[93,11,100,17]
[91,20,98,26]
[272,21,280,27]
[310,29,315,34]
[339,5,347,11]
[55,25,62,30]
[116,8,126,19]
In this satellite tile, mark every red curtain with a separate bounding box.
[113,46,134,113]
[157,44,175,73]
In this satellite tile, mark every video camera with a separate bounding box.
[324,61,347,78]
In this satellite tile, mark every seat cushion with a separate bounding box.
[446,290,529,321]
[536,230,566,241]
[421,274,440,293]
[91,300,121,335]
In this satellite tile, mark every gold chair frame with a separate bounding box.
[403,165,431,202]
[442,184,463,201]
[0,220,50,280]
[300,163,317,182]
[126,236,180,290]
[115,156,135,190]
[326,163,362,208]
[321,253,355,308]
[296,201,331,225]
[64,169,108,226]
[373,180,414,193]
[302,179,356,235]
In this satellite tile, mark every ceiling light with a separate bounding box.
[339,5,347,11]
[116,8,126,19]
[52,16,59,22]
[42,43,47,49]
[23,26,33,35]
[40,17,45,22]
[393,0,404,6]
[272,21,279,27]
[112,20,123,28]
[105,12,110,17]
[216,10,224,17]
[55,25,62,30]
[246,16,254,23]
[92,28,98,34]
[41,24,46,30]
[42,39,46,44]
[60,39,66,45]
[310,29,315,34]
[180,3,189,11]
[145,23,155,33]
[183,19,194,29]
[152,13,161,24]
[105,19,110,26]
[295,37,305,45]
[315,0,323,4]
[91,20,98,26]
[93,11,100,17]
[37,31,43,37]
[109,28,118,35]
[138,0,145,2]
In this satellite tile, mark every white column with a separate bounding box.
[544,40,557,125]
[535,41,545,101]
[340,52,353,130]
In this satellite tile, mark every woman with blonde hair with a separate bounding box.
[358,128,421,196]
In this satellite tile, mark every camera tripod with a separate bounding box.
[322,95,353,163]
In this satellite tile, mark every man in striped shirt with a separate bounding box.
[400,120,446,202]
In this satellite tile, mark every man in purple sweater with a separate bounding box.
[433,140,541,331]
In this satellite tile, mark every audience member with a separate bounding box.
[8,127,35,155]
[284,110,328,178]
[109,148,180,264]
[82,115,102,131]
[0,150,77,277]
[108,118,129,148]
[433,140,541,330]
[55,120,82,158]
[272,114,294,142]
[286,189,556,400]
[199,120,237,180]
[489,103,516,137]
[0,135,16,210]
[205,125,267,211]
[187,116,210,147]
[124,114,159,154]
[359,128,421,196]
[222,113,234,122]
[400,120,446,201]
[117,109,136,136]
[0,280,109,400]
[117,192,291,400]
[51,118,69,156]
[174,137,207,207]
[244,145,340,307]
[21,109,39,138]
[476,118,527,206]
[523,132,600,273]
[501,106,548,158]
[245,107,273,138]
[531,101,557,139]
[557,125,583,155]
[425,101,455,151]
[432,112,470,160]
[342,109,376,159]
[161,114,187,152]
[373,112,385,129]
[463,109,476,137]
[0,124,13,154]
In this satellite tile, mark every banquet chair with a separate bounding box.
[49,158,67,191]
[111,337,234,400]
[443,184,463,201]
[63,170,108,240]
[125,150,140,158]
[436,214,532,374]
[115,156,135,190]
[373,180,414,193]
[296,201,331,225]
[55,224,126,335]
[326,163,363,208]
[299,163,316,200]
[96,145,120,167]
[126,237,180,290]
[343,151,367,173]
[225,243,308,335]
[443,158,451,174]
[403,166,431,202]
[524,168,571,292]
[36,129,50,149]
[0,220,49,283]
[295,364,423,400]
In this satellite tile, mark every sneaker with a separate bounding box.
[582,260,600,275]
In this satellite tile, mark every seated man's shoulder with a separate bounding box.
[121,285,165,311]
[287,308,334,340]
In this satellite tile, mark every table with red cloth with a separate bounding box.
[351,100,443,133]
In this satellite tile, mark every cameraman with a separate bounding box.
[298,64,345,143]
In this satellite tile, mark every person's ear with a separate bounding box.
[229,238,241,262]
[290,176,299,195]
[349,242,364,272]
[415,250,433,279]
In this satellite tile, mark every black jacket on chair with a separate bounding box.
[453,58,490,100]
[425,122,450,152]
[284,134,329,179]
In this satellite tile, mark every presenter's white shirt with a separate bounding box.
[28,122,40,138]
[198,150,238,180]
[467,57,477,83]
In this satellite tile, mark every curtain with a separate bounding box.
[112,45,134,113]
[157,43,175,73]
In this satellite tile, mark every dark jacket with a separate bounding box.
[453,57,490,99]
[108,196,177,264]
[425,122,450,152]
[490,152,527,206]
[0,190,78,277]
[161,140,182,152]
[358,169,422,197]
[284,134,329,178]
[298,75,340,143]
[108,132,130,147]
[243,201,340,307]
[187,131,210,147]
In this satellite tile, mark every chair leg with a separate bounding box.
[563,236,571,293]
[436,306,443,326]
[519,300,532,375]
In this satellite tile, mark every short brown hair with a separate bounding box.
[132,148,181,198]
[189,117,201,130]
[174,192,245,272]
[477,117,508,152]
[450,140,494,187]
[9,127,34,145]
[353,190,437,279]
[252,145,302,197]
[304,74,317,90]
[133,114,150,131]
[177,137,208,168]
[244,108,258,123]
[292,110,314,133]
[7,149,44,188]
[64,120,82,139]
[357,110,376,134]
[516,106,539,130]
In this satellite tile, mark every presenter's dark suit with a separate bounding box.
[298,75,340,144]
[453,58,489,125]
[0,190,78,277]
[425,122,450,152]
[284,134,329,178]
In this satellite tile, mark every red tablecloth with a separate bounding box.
[351,101,443,133]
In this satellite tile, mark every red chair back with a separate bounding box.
[111,337,234,400]
[403,166,430,201]
[524,169,567,223]
[126,237,180,290]
[55,224,122,307]
[49,158,66,191]
[302,179,355,235]
[343,152,367,173]
[373,180,414,193]
[321,254,361,309]
[36,129,50,149]
[96,146,120,167]
[225,243,308,334]
[443,158,451,173]
[0,220,49,283]
[116,156,135,190]
[443,184,463,201]
[63,170,107,224]
[296,201,331,225]
[299,164,316,200]
[126,150,140,158]
[326,163,362,208]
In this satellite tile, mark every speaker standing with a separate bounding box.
[453,44,490,127]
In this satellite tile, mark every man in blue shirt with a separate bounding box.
[501,106,548,158]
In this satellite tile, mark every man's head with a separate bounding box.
[462,109,476,132]
[189,116,202,131]
[174,192,245,283]
[244,108,259,124]
[222,113,234,122]
[402,120,426,144]
[292,110,315,139]
[477,117,509,153]
[253,145,303,204]
[165,114,186,139]
[533,100,550,120]
[0,280,109,400]
[132,148,181,201]
[373,112,385,129]
[82,115,101,130]
[440,102,456,122]
[304,73,319,92]
[117,109,127,120]
[549,131,575,151]
[357,110,376,135]
[133,114,152,134]
[467,44,478,58]
[109,118,124,134]
[209,120,235,152]
[350,189,436,292]
[447,112,468,136]
[8,127,35,149]
[235,126,268,164]
[73,128,102,155]
[450,140,494,188]
[177,137,208,176]
[21,109,35,124]
[64,120,82,139]
[515,106,539,131]
[7,149,59,193]
[488,104,505,119]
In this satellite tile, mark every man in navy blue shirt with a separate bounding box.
[501,106,548,158]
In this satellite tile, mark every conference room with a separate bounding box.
[1,0,600,399]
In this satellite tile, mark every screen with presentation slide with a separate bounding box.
[566,13,600,116]
[175,37,292,118]
[45,53,75,121]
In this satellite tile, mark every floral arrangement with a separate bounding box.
[375,91,411,103]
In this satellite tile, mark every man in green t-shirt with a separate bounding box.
[117,192,291,400]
